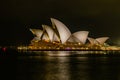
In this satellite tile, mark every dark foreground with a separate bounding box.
[1,49,120,80]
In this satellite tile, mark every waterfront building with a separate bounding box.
[29,18,109,50]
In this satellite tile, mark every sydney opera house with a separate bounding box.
[24,18,114,51]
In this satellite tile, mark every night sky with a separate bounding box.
[0,0,120,46]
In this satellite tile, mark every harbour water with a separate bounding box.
[1,50,120,80]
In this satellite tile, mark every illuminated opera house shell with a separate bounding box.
[30,18,109,45]
[88,37,109,45]
[72,31,89,44]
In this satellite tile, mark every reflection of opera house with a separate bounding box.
[28,18,110,50]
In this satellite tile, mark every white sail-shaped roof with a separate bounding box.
[30,29,43,38]
[88,37,99,44]
[96,37,109,44]
[53,33,60,42]
[42,25,54,42]
[88,37,109,45]
[51,18,71,44]
[42,33,50,41]
[73,31,89,44]
[68,35,82,43]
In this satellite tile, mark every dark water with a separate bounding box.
[1,50,120,80]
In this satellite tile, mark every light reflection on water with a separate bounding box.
[16,51,120,80]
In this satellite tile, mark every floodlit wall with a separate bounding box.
[42,25,54,42]
[30,29,43,38]
[68,35,82,43]
[53,33,60,42]
[73,31,89,44]
[42,32,50,41]
[88,37,99,44]
[51,18,71,44]
[96,37,109,44]
[88,37,109,45]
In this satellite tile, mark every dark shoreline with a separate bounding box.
[18,49,120,52]
[1,48,120,57]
